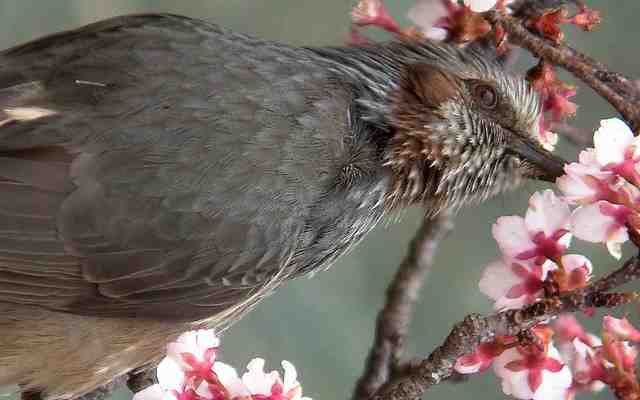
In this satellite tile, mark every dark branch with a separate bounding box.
[550,122,592,146]
[485,11,640,131]
[352,213,454,400]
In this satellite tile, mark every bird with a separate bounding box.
[0,13,565,399]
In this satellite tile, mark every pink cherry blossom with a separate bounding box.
[569,338,606,391]
[133,329,310,400]
[543,86,577,123]
[407,0,450,40]
[593,118,640,185]
[464,0,498,12]
[603,316,640,342]
[214,358,310,400]
[163,330,220,386]
[558,254,593,291]
[351,0,401,34]
[494,342,572,400]
[537,121,558,152]
[479,259,554,310]
[570,201,631,259]
[408,0,498,41]
[134,360,201,400]
[556,155,615,205]
[551,317,606,396]
[455,340,510,374]
[492,190,571,265]
[604,339,638,373]
[553,315,597,347]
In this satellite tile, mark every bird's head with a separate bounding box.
[368,41,566,213]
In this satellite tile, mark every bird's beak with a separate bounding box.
[510,133,567,183]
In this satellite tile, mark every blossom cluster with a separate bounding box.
[455,313,640,400]
[350,0,600,44]
[133,330,311,400]
[454,117,640,400]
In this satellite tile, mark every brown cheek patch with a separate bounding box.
[388,63,461,162]
[383,64,461,208]
[394,63,460,111]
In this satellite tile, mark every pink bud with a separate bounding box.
[603,316,640,342]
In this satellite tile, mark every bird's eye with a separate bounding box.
[474,85,498,109]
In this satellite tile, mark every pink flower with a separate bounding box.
[551,317,606,395]
[351,0,401,33]
[569,338,606,391]
[134,360,201,400]
[568,5,601,31]
[543,86,577,122]
[492,190,571,265]
[592,118,640,185]
[570,201,631,259]
[603,316,640,342]
[133,329,310,400]
[494,342,572,400]
[603,339,638,373]
[210,358,311,400]
[164,330,220,386]
[134,385,203,400]
[556,151,615,205]
[479,259,554,310]
[407,0,495,42]
[537,118,558,152]
[455,340,510,374]
[407,0,449,40]
[553,315,597,347]
[558,254,593,291]
[464,0,499,12]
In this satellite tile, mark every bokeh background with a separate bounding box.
[0,1,639,399]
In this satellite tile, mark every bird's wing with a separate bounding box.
[0,14,349,320]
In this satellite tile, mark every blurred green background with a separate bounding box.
[0,1,638,400]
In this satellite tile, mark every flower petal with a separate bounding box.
[593,118,635,166]
[213,362,250,398]
[408,0,448,34]
[133,385,165,400]
[464,0,497,12]
[493,216,535,260]
[156,357,186,391]
[479,260,520,300]
[525,190,571,238]
[242,358,279,396]
[603,315,640,342]
[571,201,630,257]
[281,361,299,393]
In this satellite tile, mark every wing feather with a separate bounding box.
[0,14,347,321]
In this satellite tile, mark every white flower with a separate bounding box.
[570,201,630,259]
[407,0,449,39]
[208,358,311,400]
[464,0,497,12]
[593,118,640,167]
[479,259,553,310]
[492,190,571,264]
[493,343,572,400]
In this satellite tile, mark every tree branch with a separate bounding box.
[352,213,454,400]
[485,10,640,131]
[369,254,640,400]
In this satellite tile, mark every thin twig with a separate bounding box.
[370,255,640,400]
[352,213,454,400]
[485,11,640,131]
[550,122,592,146]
